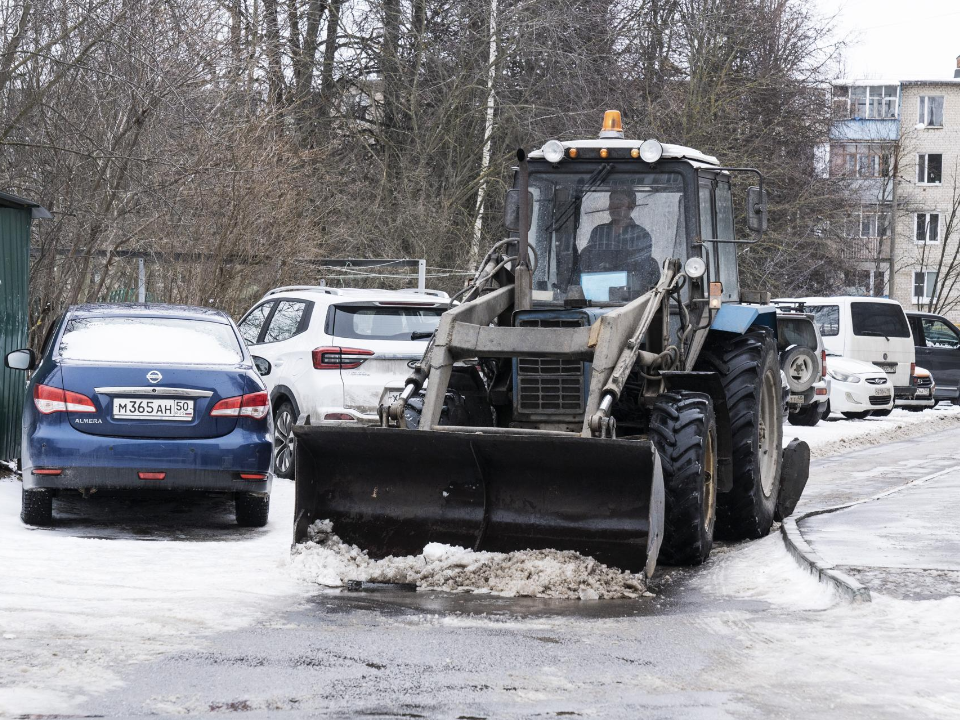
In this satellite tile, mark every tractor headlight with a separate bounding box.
[828,369,860,384]
[639,139,663,163]
[684,257,706,279]
[542,140,565,164]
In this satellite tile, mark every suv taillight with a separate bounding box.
[210,391,270,420]
[911,362,916,377]
[821,350,827,379]
[312,347,374,370]
[34,384,96,414]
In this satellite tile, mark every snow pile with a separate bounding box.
[785,404,960,459]
[290,520,647,599]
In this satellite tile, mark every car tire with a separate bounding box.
[841,411,871,420]
[872,408,893,417]
[273,401,296,480]
[21,487,53,526]
[695,328,782,541]
[780,345,819,393]
[650,391,717,566]
[788,402,821,427]
[236,492,270,527]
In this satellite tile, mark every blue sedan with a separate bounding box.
[5,304,274,527]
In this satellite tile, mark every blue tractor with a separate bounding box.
[294,111,809,575]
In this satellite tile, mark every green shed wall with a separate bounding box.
[0,206,30,460]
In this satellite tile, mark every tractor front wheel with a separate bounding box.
[650,391,718,566]
[696,328,783,540]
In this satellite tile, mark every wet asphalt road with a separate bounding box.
[17,425,960,719]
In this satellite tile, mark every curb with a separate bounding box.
[780,462,960,603]
[779,516,871,603]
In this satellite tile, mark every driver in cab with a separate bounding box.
[574,186,661,295]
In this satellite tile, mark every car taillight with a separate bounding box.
[240,391,270,419]
[33,384,96,414]
[910,362,916,377]
[312,347,373,370]
[821,350,827,379]
[210,392,270,419]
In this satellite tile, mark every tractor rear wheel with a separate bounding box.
[650,391,717,566]
[696,328,783,540]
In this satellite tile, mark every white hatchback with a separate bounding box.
[825,355,894,419]
[237,286,449,477]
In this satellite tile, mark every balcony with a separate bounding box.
[839,237,890,262]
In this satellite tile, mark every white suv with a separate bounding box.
[237,286,449,477]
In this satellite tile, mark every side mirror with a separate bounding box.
[5,348,37,371]
[252,355,271,376]
[504,189,533,232]
[747,186,768,233]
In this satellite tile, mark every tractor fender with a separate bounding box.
[710,304,777,337]
[659,371,733,493]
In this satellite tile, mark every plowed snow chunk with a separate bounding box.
[290,520,646,599]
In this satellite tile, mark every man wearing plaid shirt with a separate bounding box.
[576,186,660,293]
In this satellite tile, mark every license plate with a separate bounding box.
[788,394,804,404]
[916,388,930,397]
[113,398,194,421]
[873,389,891,397]
[378,386,405,408]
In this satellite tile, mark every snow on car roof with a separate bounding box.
[69,303,232,322]
[262,286,449,303]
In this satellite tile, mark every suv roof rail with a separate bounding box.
[260,285,451,300]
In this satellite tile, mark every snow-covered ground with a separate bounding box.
[0,478,304,717]
[784,403,960,457]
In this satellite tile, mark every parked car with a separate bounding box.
[775,308,828,426]
[906,312,960,405]
[775,296,916,406]
[5,304,273,527]
[899,365,937,412]
[237,286,450,478]
[823,354,894,419]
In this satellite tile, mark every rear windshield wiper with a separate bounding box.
[858,330,890,339]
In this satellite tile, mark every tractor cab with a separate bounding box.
[507,111,765,309]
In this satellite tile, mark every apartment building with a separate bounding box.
[892,63,960,321]
[829,81,898,296]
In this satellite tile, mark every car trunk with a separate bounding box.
[338,340,426,416]
[62,363,246,439]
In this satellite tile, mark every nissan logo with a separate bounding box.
[146,370,162,384]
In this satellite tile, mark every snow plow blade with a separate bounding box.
[293,425,665,577]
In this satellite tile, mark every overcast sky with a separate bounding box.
[816,0,960,81]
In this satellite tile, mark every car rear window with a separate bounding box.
[806,305,839,336]
[330,305,444,341]
[850,302,910,338]
[777,317,818,351]
[59,316,244,364]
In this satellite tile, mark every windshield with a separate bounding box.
[528,171,686,303]
[59,316,244,365]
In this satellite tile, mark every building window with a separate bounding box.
[831,143,892,178]
[854,206,891,238]
[916,213,941,244]
[913,271,938,304]
[918,96,944,127]
[917,154,943,184]
[847,85,898,119]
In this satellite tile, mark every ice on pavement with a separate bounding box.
[290,520,647,599]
